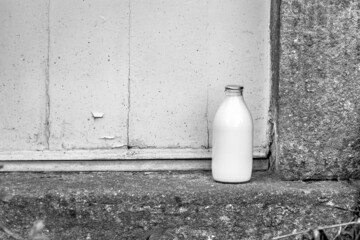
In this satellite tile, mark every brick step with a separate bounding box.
[0,171,358,239]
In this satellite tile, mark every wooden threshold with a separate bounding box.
[0,159,268,171]
[0,147,269,171]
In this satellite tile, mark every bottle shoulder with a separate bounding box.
[213,97,253,127]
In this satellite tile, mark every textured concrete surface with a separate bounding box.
[0,0,48,151]
[0,171,357,239]
[279,0,360,180]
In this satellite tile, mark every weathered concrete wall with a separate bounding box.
[0,0,271,153]
[279,0,360,180]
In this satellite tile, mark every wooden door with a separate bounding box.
[0,0,271,171]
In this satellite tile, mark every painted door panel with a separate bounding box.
[0,0,49,150]
[0,0,271,157]
[48,0,130,150]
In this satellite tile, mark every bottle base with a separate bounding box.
[213,178,251,184]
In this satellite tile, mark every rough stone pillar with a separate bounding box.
[278,0,360,180]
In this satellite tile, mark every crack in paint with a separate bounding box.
[126,0,131,149]
[45,0,51,149]
[206,84,210,149]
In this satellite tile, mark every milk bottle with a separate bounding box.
[212,85,253,183]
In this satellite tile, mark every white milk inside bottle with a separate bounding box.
[211,85,253,183]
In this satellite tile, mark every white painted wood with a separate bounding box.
[0,0,48,150]
[48,0,129,150]
[0,159,268,172]
[207,0,271,149]
[130,0,209,148]
[0,160,210,172]
[0,0,271,172]
[0,147,267,161]
[130,0,271,150]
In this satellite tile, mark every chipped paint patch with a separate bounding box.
[91,112,104,119]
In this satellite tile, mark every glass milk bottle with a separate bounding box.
[212,85,253,183]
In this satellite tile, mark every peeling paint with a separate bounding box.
[91,112,104,119]
[99,136,115,140]
[48,0,129,150]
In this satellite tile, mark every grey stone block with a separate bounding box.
[278,0,360,180]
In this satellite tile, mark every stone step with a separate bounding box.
[0,171,358,240]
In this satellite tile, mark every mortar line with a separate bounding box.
[45,0,51,149]
[126,0,131,148]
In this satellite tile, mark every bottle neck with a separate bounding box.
[225,90,243,97]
